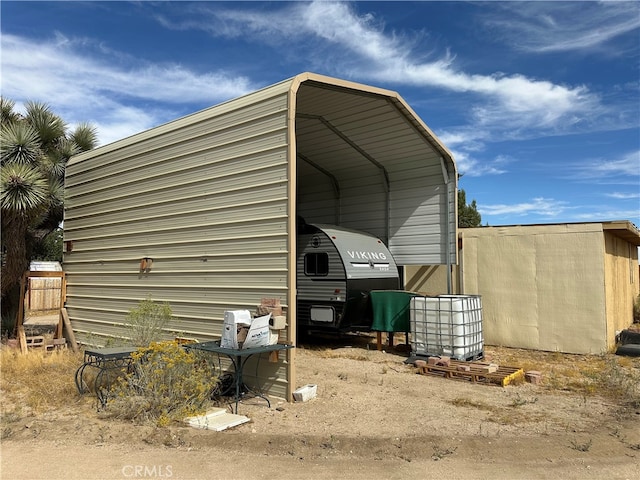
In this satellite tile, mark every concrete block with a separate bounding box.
[435,356,451,367]
[270,315,287,330]
[414,360,427,368]
[293,384,317,402]
[26,336,45,348]
[481,365,498,373]
[525,371,543,385]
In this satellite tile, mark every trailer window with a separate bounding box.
[305,253,329,276]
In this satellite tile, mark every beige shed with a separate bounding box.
[405,221,640,354]
[63,72,457,400]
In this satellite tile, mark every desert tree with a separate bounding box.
[0,98,97,323]
[458,189,482,228]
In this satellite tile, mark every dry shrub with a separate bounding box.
[487,346,640,408]
[595,356,640,408]
[105,341,219,426]
[450,397,496,411]
[544,355,640,407]
[125,296,172,346]
[0,347,83,417]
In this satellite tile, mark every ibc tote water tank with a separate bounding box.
[409,294,483,361]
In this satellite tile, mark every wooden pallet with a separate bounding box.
[418,360,524,387]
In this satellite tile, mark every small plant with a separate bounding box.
[450,397,495,412]
[633,294,640,323]
[509,393,538,407]
[126,295,172,346]
[106,341,218,426]
[569,438,592,452]
[321,434,338,450]
[432,445,457,461]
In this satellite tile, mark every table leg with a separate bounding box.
[237,354,271,409]
[75,355,134,410]
[226,355,241,414]
[95,366,109,410]
[75,363,90,394]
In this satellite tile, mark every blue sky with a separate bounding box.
[2,1,639,227]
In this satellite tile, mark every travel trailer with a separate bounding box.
[296,220,400,334]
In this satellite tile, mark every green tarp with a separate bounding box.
[370,290,418,333]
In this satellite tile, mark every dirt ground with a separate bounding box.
[2,333,639,480]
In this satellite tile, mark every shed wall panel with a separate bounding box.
[462,224,608,354]
[604,232,640,350]
[65,90,292,398]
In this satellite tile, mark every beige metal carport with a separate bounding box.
[64,72,457,400]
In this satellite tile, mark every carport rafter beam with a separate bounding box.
[296,113,390,193]
[297,153,341,198]
[297,152,342,224]
[385,98,454,170]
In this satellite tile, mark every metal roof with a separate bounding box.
[70,72,458,266]
[291,73,457,265]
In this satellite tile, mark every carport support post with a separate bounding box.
[440,157,453,295]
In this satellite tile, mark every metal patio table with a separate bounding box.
[186,341,294,413]
[75,346,139,409]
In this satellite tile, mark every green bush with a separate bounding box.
[126,295,172,346]
[106,341,218,426]
[633,294,640,323]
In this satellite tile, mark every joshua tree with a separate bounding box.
[0,98,97,323]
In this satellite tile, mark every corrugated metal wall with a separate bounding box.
[64,72,458,400]
[295,82,456,266]
[64,87,292,396]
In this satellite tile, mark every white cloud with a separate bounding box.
[480,197,569,217]
[157,2,598,129]
[480,197,639,225]
[437,129,489,152]
[567,150,640,180]
[606,192,640,200]
[1,33,256,145]
[448,149,510,178]
[301,2,599,130]
[573,209,640,222]
[481,2,640,53]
